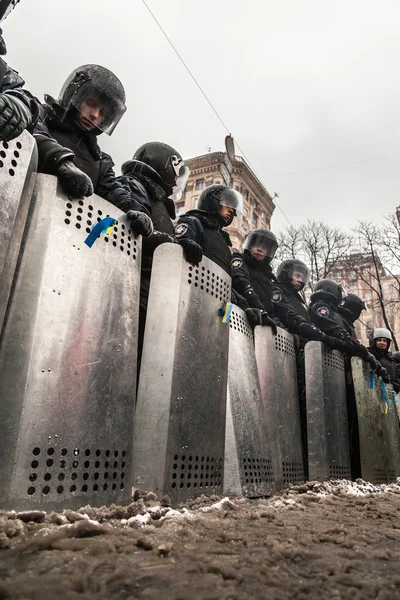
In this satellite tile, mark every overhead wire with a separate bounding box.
[139,0,293,227]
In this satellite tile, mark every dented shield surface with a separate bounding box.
[0,131,37,335]
[0,174,140,510]
[133,244,230,503]
[255,326,304,490]
[224,306,275,498]
[351,357,396,484]
[305,342,351,481]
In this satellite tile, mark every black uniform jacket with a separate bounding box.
[231,251,276,312]
[271,282,313,344]
[0,58,38,129]
[309,291,350,340]
[174,211,232,275]
[337,306,357,338]
[33,97,141,213]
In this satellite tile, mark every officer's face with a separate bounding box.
[219,205,234,222]
[250,245,267,261]
[376,338,388,350]
[77,96,108,130]
[291,271,305,288]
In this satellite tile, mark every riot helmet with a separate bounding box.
[391,351,400,363]
[197,184,243,227]
[313,279,347,306]
[121,142,189,200]
[0,0,19,21]
[340,292,366,321]
[372,327,392,351]
[58,64,126,135]
[276,259,310,291]
[243,229,278,264]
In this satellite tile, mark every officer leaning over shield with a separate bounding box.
[272,261,349,351]
[369,328,400,392]
[33,64,153,238]
[230,228,280,333]
[337,292,366,339]
[117,142,203,366]
[0,1,38,142]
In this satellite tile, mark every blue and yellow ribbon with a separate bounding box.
[369,369,375,389]
[380,380,389,415]
[218,302,233,323]
[84,217,117,248]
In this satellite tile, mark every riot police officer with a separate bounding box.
[174,184,243,275]
[0,0,38,141]
[369,328,400,391]
[338,292,366,338]
[272,261,346,351]
[230,228,279,331]
[33,64,152,236]
[119,142,203,371]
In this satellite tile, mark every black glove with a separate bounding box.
[366,353,378,370]
[176,237,203,266]
[126,210,154,237]
[57,161,94,198]
[245,307,262,328]
[260,312,277,335]
[0,93,32,141]
[377,365,390,384]
[320,333,346,351]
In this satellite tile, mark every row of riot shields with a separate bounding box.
[0,133,399,512]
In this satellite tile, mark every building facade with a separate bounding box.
[178,152,275,250]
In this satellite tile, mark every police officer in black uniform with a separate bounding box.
[272,261,346,351]
[230,228,279,331]
[119,142,203,372]
[337,292,366,339]
[0,0,38,141]
[174,184,243,275]
[33,64,152,237]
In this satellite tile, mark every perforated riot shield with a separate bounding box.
[133,244,231,503]
[351,357,397,484]
[0,131,37,335]
[0,174,140,511]
[255,326,304,490]
[224,307,275,498]
[305,342,351,481]
[385,386,400,479]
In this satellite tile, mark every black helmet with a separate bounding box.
[0,0,19,21]
[58,64,126,135]
[243,229,278,264]
[340,292,366,321]
[391,351,400,363]
[121,142,189,200]
[276,259,310,290]
[197,184,243,227]
[313,279,346,306]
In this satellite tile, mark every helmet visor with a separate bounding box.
[244,231,278,259]
[69,83,126,135]
[219,188,243,219]
[169,157,190,202]
[0,0,19,21]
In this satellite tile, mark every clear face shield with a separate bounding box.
[290,263,310,290]
[0,0,19,22]
[338,285,347,302]
[169,155,190,202]
[219,188,244,219]
[68,83,126,135]
[244,231,278,262]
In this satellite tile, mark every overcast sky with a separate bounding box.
[5,0,400,232]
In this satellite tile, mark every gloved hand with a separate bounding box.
[245,307,262,328]
[320,334,346,351]
[366,353,378,370]
[57,161,94,198]
[376,365,390,384]
[0,93,32,141]
[126,210,154,237]
[260,312,277,335]
[176,237,203,266]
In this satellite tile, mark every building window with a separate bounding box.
[176,202,185,217]
[243,189,249,200]
[195,179,205,191]
[193,196,199,208]
[253,212,259,228]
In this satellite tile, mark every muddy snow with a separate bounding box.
[1,479,400,599]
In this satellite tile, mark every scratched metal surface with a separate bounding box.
[0,174,140,510]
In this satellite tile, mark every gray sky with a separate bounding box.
[5,0,400,232]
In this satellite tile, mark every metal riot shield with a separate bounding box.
[224,306,275,498]
[385,386,400,479]
[0,131,37,335]
[133,244,230,503]
[255,326,304,490]
[305,342,351,481]
[351,357,396,483]
[0,174,141,511]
